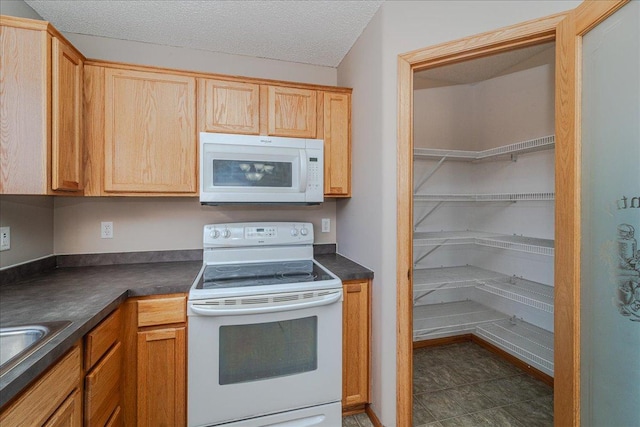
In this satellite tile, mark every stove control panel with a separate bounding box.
[203,222,314,247]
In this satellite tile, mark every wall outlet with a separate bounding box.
[101,222,114,239]
[0,227,10,251]
[321,218,330,233]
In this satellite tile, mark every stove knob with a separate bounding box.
[209,229,220,239]
[221,228,231,239]
[300,227,309,236]
[290,228,299,237]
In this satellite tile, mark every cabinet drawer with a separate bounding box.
[137,295,186,327]
[85,342,122,427]
[0,345,82,426]
[85,308,121,370]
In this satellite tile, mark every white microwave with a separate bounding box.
[199,132,324,205]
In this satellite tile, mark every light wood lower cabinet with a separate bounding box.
[137,327,186,427]
[43,389,82,427]
[342,279,371,411]
[0,345,82,426]
[83,307,122,427]
[122,294,187,427]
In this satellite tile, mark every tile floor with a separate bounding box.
[342,341,553,427]
[342,411,375,427]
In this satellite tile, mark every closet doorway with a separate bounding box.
[395,12,568,427]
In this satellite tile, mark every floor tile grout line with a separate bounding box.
[431,396,552,423]
[412,342,553,426]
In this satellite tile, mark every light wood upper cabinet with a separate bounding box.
[103,68,196,194]
[52,37,83,192]
[266,86,317,138]
[342,279,371,410]
[322,92,351,197]
[0,17,84,195]
[198,79,260,134]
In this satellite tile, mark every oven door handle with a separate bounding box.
[189,290,342,316]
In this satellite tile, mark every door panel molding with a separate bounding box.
[396,11,569,427]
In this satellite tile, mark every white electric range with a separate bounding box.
[188,222,343,427]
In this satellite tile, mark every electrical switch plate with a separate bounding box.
[101,222,113,239]
[321,218,330,233]
[0,227,10,251]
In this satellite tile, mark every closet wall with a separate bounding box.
[412,45,556,376]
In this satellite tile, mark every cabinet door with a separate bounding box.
[0,345,82,426]
[342,280,370,409]
[0,24,49,194]
[267,86,317,137]
[137,327,186,427]
[104,68,196,193]
[323,92,351,197]
[51,37,83,192]
[43,389,82,427]
[198,79,259,134]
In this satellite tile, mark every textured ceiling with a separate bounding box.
[25,0,384,67]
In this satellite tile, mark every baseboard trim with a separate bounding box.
[342,404,366,416]
[413,334,473,349]
[365,405,383,427]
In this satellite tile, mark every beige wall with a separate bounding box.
[337,1,579,424]
[65,33,337,86]
[1,0,42,19]
[2,1,340,266]
[0,196,53,268]
[413,51,556,151]
[54,198,336,254]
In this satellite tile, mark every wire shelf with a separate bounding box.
[413,265,508,292]
[478,277,554,313]
[413,230,497,247]
[414,192,555,202]
[413,231,554,256]
[413,135,555,161]
[475,318,554,376]
[413,301,508,340]
[476,235,554,256]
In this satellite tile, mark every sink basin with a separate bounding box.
[0,321,71,376]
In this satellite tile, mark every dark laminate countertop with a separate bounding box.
[0,260,201,408]
[0,250,373,409]
[315,253,374,282]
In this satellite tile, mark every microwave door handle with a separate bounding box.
[189,290,342,316]
[299,150,308,191]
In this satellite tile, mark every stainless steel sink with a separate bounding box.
[0,321,71,376]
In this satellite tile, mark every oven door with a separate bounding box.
[187,289,343,427]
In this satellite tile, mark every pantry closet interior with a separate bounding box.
[411,42,556,379]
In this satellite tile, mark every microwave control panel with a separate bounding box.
[308,157,321,188]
